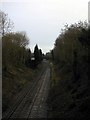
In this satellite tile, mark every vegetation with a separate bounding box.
[47,22,90,119]
[0,10,13,36]
[2,10,90,119]
[2,32,30,70]
[1,11,44,113]
[34,44,43,65]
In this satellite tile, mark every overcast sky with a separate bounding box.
[0,0,89,53]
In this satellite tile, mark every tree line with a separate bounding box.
[0,11,43,71]
[52,21,89,82]
[48,21,90,118]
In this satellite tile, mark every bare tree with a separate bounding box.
[0,10,14,37]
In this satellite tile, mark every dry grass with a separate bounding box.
[2,65,39,112]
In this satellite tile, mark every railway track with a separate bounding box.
[2,61,50,119]
[28,68,50,118]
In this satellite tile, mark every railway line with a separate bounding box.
[2,61,50,119]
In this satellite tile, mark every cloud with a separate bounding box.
[1,0,88,53]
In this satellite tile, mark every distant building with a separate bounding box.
[31,57,35,61]
[88,1,90,24]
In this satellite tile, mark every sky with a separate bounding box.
[0,0,89,53]
[88,1,90,23]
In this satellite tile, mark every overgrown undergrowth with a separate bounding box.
[47,62,89,119]
[2,63,43,113]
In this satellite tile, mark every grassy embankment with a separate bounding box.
[48,62,89,119]
[2,63,43,113]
